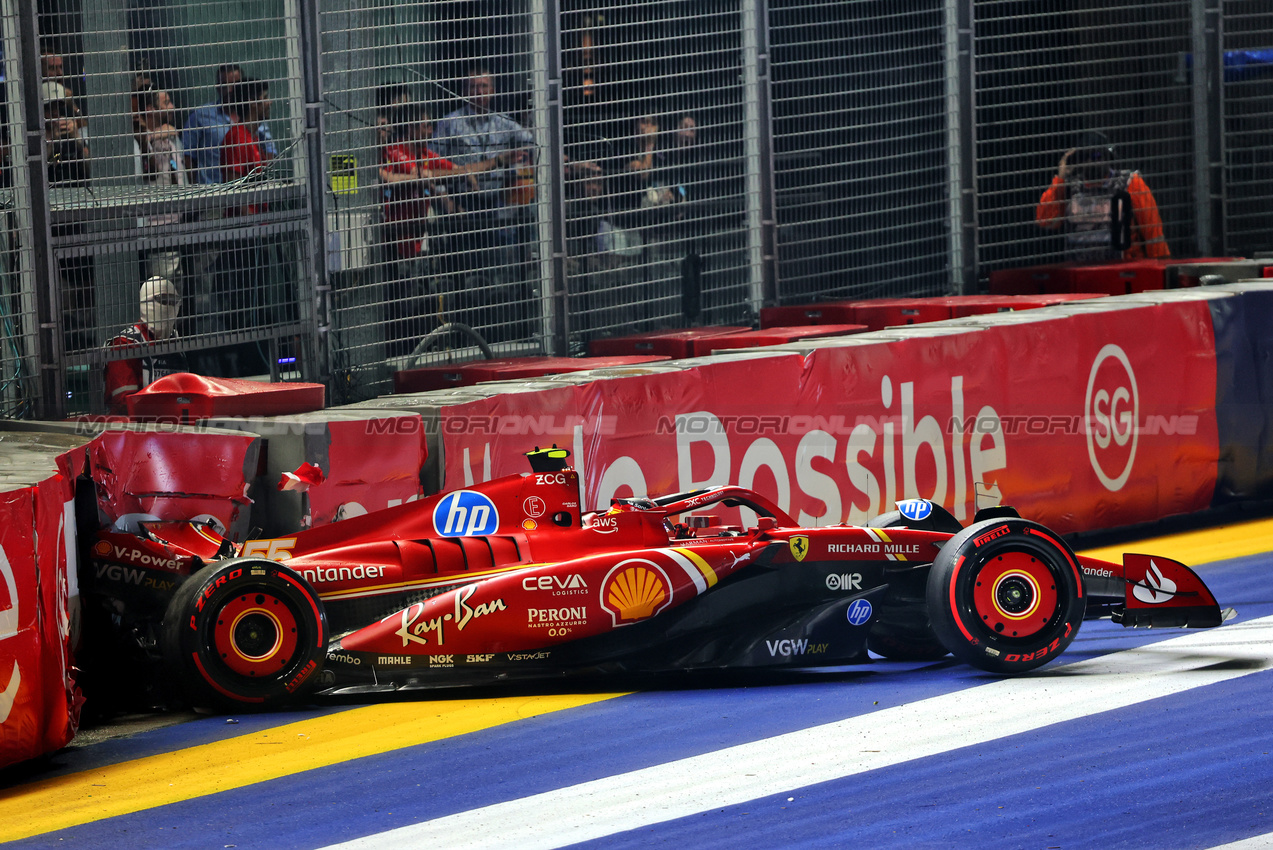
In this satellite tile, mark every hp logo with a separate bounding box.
[846,598,873,627]
[897,499,933,522]
[433,491,500,537]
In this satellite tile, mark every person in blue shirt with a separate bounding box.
[181,64,242,184]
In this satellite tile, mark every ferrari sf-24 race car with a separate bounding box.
[83,448,1232,709]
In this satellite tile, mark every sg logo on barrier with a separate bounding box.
[1085,344,1139,492]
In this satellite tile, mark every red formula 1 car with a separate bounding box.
[81,448,1232,710]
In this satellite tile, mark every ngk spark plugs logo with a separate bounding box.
[1085,344,1139,492]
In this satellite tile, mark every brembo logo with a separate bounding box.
[1085,344,1139,492]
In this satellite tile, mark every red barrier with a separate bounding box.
[0,473,81,768]
[126,373,325,422]
[88,428,260,540]
[588,328,749,358]
[441,301,1218,534]
[759,302,864,328]
[941,293,1108,318]
[684,325,867,354]
[394,356,671,393]
[852,299,952,331]
[987,264,1077,295]
[1066,260,1164,295]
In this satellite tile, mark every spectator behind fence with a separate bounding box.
[220,78,274,203]
[431,69,533,220]
[375,84,411,147]
[104,276,188,414]
[212,78,274,342]
[40,44,86,140]
[46,96,95,351]
[133,85,187,284]
[182,64,243,184]
[431,68,534,335]
[378,102,515,356]
[1036,131,1170,262]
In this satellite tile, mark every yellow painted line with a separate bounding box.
[0,692,623,843]
[1078,516,1273,567]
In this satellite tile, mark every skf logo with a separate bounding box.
[1132,559,1177,604]
[600,559,672,626]
[1085,344,1139,492]
[788,535,809,562]
[433,491,500,537]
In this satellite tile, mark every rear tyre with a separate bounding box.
[162,559,328,710]
[927,518,1085,674]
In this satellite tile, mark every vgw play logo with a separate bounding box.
[433,491,500,537]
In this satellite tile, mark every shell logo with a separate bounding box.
[93,540,112,557]
[600,559,672,627]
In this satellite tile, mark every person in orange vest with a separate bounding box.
[1036,132,1170,262]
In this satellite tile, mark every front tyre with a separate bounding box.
[162,559,328,710]
[927,518,1085,674]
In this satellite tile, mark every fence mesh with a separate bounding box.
[1222,0,1273,257]
[974,0,1198,273]
[770,0,953,303]
[36,0,313,415]
[320,0,550,403]
[2,0,1270,417]
[0,1,38,418]
[560,1,757,348]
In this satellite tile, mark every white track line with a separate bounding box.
[1207,834,1273,849]
[323,617,1273,850]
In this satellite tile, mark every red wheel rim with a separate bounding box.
[971,552,1057,639]
[213,593,300,677]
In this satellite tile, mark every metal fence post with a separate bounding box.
[296,0,328,384]
[946,0,977,295]
[534,0,569,356]
[1191,0,1224,257]
[743,0,777,311]
[16,0,62,418]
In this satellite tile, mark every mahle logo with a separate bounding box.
[433,491,500,537]
[1085,344,1139,492]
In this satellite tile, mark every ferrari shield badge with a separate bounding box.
[788,535,810,562]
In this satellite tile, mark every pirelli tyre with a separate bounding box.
[927,518,1085,674]
[162,559,328,709]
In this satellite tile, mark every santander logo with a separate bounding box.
[1085,344,1139,492]
[1132,559,1177,605]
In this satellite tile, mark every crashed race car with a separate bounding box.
[81,448,1233,710]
